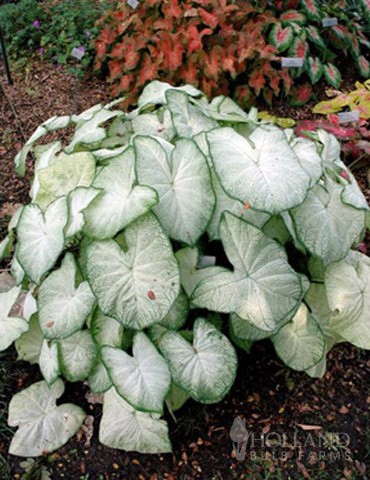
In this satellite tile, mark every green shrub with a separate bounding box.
[1,81,369,456]
[0,0,108,74]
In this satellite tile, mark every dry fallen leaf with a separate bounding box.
[297,424,322,431]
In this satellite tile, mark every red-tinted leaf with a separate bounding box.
[162,0,181,18]
[249,69,265,96]
[198,7,218,29]
[289,83,312,106]
[138,53,158,86]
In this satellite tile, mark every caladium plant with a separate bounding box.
[1,81,370,456]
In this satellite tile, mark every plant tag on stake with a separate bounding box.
[322,18,338,27]
[338,110,360,124]
[71,47,85,61]
[281,57,304,68]
[127,0,139,8]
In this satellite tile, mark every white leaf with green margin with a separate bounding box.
[132,109,175,141]
[165,383,189,412]
[38,253,96,339]
[317,129,341,168]
[17,197,68,284]
[31,141,62,201]
[304,283,342,378]
[207,126,311,214]
[208,169,270,241]
[175,246,225,297]
[15,116,71,177]
[135,136,215,245]
[0,286,28,352]
[65,108,122,153]
[230,313,273,344]
[83,147,158,239]
[0,235,13,260]
[39,340,59,385]
[289,136,322,188]
[91,309,123,348]
[11,252,25,286]
[8,379,85,457]
[166,89,217,138]
[15,315,43,364]
[58,330,97,382]
[159,288,188,330]
[86,214,180,329]
[290,179,365,265]
[138,80,202,109]
[158,318,237,403]
[271,303,325,371]
[87,360,112,393]
[191,212,304,332]
[102,332,170,413]
[325,251,370,349]
[65,187,100,238]
[36,152,96,210]
[99,387,172,453]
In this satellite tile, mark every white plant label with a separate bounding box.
[281,57,304,68]
[197,256,216,268]
[71,48,84,61]
[127,0,139,8]
[322,18,338,27]
[338,110,360,124]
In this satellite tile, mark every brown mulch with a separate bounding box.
[1,61,370,480]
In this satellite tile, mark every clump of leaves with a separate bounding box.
[1,81,369,456]
[94,0,289,107]
[297,80,370,159]
[268,0,370,101]
[0,0,109,74]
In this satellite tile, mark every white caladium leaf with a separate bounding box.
[191,97,251,124]
[207,126,311,214]
[17,197,68,284]
[175,246,225,297]
[165,89,218,138]
[15,315,43,364]
[159,288,188,330]
[102,332,171,413]
[65,187,100,238]
[208,169,270,241]
[317,129,341,167]
[11,250,25,286]
[135,136,215,245]
[229,313,273,345]
[83,147,158,239]
[138,80,202,109]
[8,379,85,457]
[289,136,322,187]
[99,387,172,453]
[36,152,96,210]
[91,309,123,348]
[272,304,325,371]
[38,253,96,339]
[291,179,365,265]
[0,286,28,352]
[165,383,189,412]
[65,108,122,153]
[86,214,180,329]
[132,109,175,141]
[58,330,97,382]
[39,340,60,385]
[158,318,237,403]
[192,213,304,332]
[87,360,112,393]
[31,141,62,201]
[325,251,370,349]
[15,116,71,177]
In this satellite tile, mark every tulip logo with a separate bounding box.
[229,417,249,460]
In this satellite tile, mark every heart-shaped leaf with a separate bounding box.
[102,332,171,413]
[8,379,85,457]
